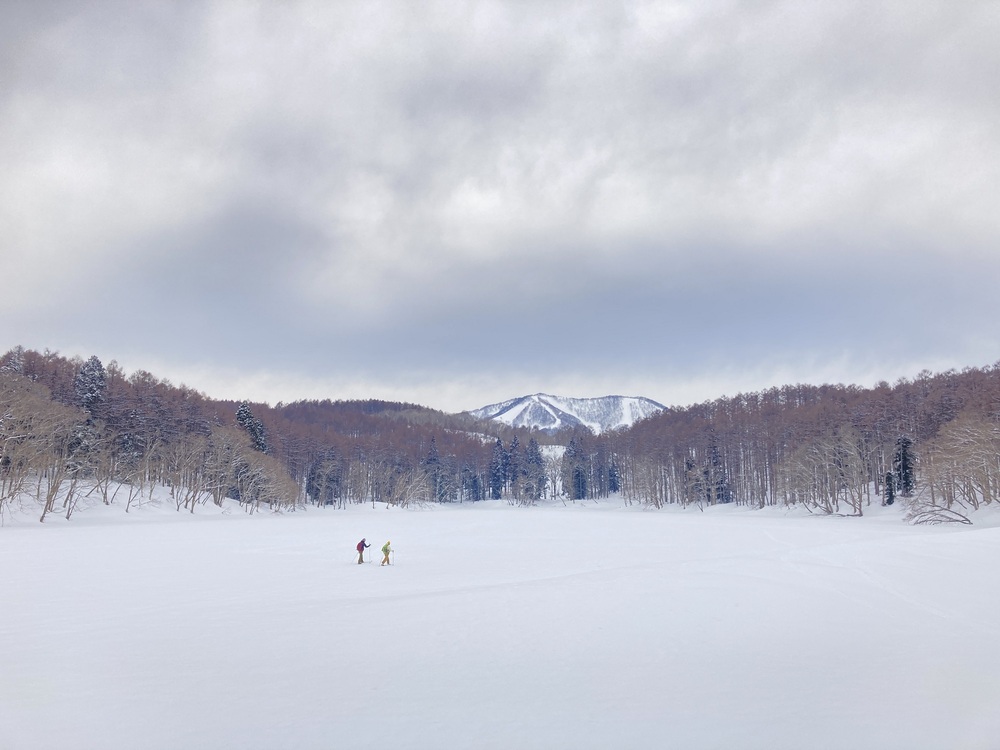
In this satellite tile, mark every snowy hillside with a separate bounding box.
[466,393,665,433]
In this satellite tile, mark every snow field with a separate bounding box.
[2,500,999,749]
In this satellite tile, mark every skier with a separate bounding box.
[356,538,369,564]
[380,540,392,566]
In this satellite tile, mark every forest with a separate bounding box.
[2,346,999,523]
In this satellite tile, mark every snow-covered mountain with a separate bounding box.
[466,394,666,434]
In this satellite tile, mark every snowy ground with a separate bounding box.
[2,497,999,750]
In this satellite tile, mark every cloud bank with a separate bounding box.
[4,1,999,410]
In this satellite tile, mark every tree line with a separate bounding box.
[3,346,1000,522]
[0,347,557,520]
[608,366,1000,521]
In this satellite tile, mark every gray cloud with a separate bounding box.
[3,0,1000,411]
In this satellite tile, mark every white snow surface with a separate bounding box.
[468,393,665,433]
[3,497,1000,750]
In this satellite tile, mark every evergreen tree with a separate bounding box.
[423,437,452,503]
[488,438,505,500]
[608,458,621,495]
[562,436,589,500]
[893,437,914,497]
[572,464,587,501]
[506,435,521,499]
[706,441,731,504]
[1,345,25,375]
[884,472,895,506]
[592,440,610,497]
[236,401,253,431]
[523,437,547,502]
[461,464,485,502]
[73,355,107,416]
[236,401,269,454]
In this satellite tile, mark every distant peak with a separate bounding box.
[465,394,665,434]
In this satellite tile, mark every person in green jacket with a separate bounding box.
[380,540,392,566]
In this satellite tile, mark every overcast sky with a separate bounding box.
[4,1,1000,413]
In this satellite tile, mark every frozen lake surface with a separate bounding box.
[3,499,999,749]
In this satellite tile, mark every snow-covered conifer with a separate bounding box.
[489,438,505,500]
[1,345,26,374]
[236,401,269,454]
[884,472,895,506]
[523,437,547,502]
[506,435,520,498]
[894,437,915,497]
[73,355,107,415]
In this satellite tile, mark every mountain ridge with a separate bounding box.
[466,393,666,434]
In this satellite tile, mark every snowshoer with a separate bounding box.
[356,538,369,564]
[381,540,392,566]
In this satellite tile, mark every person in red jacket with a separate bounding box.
[356,538,369,564]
